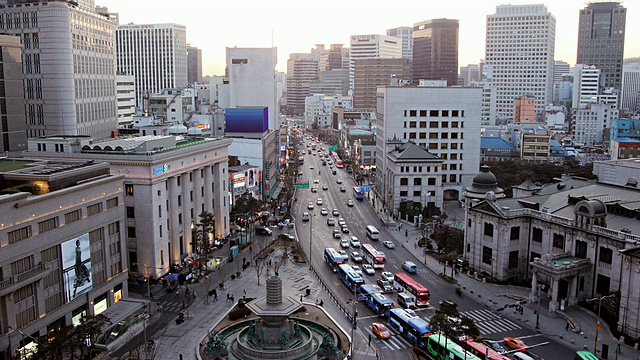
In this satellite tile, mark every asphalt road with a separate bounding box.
[292,138,575,360]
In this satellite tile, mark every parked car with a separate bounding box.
[255,226,272,236]
[383,240,395,249]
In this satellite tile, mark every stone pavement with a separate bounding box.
[370,195,640,360]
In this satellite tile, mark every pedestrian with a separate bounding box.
[300,294,303,302]
[213,289,218,301]
[156,302,162,314]
[414,242,417,249]
[368,333,372,346]
[243,289,247,296]
[565,321,570,331]
[227,293,231,301]
[405,229,408,237]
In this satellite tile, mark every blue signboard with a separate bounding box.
[153,164,168,176]
[360,184,371,193]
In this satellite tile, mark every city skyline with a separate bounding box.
[102,0,640,76]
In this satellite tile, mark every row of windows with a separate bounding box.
[399,177,437,186]
[403,110,465,118]
[403,121,463,129]
[399,166,438,173]
[0,12,38,30]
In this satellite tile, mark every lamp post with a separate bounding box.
[308,214,314,270]
[588,293,616,354]
[137,263,161,315]
[8,326,37,359]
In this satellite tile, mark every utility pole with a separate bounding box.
[535,284,541,329]
[589,294,616,354]
[308,214,313,269]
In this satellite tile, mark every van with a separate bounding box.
[512,352,535,360]
[398,293,416,309]
[365,225,380,240]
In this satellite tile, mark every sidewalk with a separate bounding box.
[376,196,639,360]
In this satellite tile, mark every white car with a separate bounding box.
[362,264,375,275]
[381,271,394,282]
[351,265,363,277]
[338,218,346,227]
[347,199,354,207]
[320,208,328,216]
[340,238,349,248]
[313,178,320,184]
[308,202,314,210]
[349,236,361,247]
[333,229,342,239]
[383,240,395,249]
[332,209,340,216]
[316,198,323,205]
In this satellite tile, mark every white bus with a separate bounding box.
[365,225,379,240]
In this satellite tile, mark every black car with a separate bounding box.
[255,226,273,236]
[481,339,506,353]
[439,300,459,313]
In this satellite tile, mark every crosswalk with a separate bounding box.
[364,325,413,351]
[461,309,521,335]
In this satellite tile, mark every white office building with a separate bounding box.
[116,74,136,126]
[573,102,618,146]
[304,94,353,128]
[572,65,601,107]
[375,86,482,209]
[485,4,556,121]
[116,23,188,108]
[386,26,413,60]
[553,61,570,84]
[349,34,402,91]
[0,0,118,140]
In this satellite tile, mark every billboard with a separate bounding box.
[225,107,268,133]
[62,233,92,301]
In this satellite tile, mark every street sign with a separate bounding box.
[329,145,338,151]
[297,120,304,125]
[293,182,310,189]
[360,184,371,193]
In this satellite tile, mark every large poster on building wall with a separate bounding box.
[61,233,93,301]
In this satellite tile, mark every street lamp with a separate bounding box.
[309,214,315,270]
[135,263,161,315]
[8,326,38,359]
[587,293,616,354]
[535,283,543,329]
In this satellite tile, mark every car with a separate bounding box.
[350,251,363,262]
[307,202,314,210]
[341,226,350,234]
[382,240,395,249]
[336,179,343,184]
[481,339,506,353]
[282,234,296,241]
[351,265,363,277]
[316,198,323,205]
[332,229,341,239]
[322,184,328,190]
[255,226,272,236]
[338,218,346,227]
[503,337,527,352]
[320,208,328,216]
[310,166,314,170]
[362,264,375,275]
[439,300,459,313]
[313,178,320,184]
[332,209,340,216]
[338,250,348,258]
[346,199,354,207]
[332,169,337,175]
[381,271,394,282]
[326,218,335,226]
[402,261,417,273]
[349,236,361,247]
[376,279,393,293]
[311,187,318,193]
[340,185,346,192]
[340,238,349,248]
[322,161,327,166]
[302,212,310,222]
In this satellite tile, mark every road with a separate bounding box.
[292,137,574,360]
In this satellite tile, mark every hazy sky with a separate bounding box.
[102,0,640,76]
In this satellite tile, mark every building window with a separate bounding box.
[400,178,408,186]
[126,206,135,218]
[8,226,32,243]
[106,197,119,209]
[532,227,543,242]
[108,221,120,236]
[38,217,59,233]
[530,251,541,262]
[576,240,588,259]
[484,223,494,237]
[127,226,136,238]
[87,203,103,217]
[125,184,134,196]
[510,226,520,240]
[596,274,611,295]
[14,284,36,328]
[64,209,82,224]
[598,247,613,265]
[552,233,564,249]
[399,191,408,197]
[482,246,492,265]
[508,251,519,269]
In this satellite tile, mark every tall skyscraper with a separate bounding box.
[485,4,555,121]
[0,0,118,140]
[116,23,188,108]
[621,62,640,115]
[554,61,571,83]
[576,2,626,92]
[386,26,413,60]
[412,19,459,86]
[349,34,402,91]
[0,35,27,156]
[353,58,411,110]
[187,44,203,85]
[286,52,318,116]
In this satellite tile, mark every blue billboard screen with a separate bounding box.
[226,107,268,133]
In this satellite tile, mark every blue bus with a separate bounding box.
[388,308,432,347]
[365,292,393,317]
[337,264,365,292]
[324,247,344,272]
[357,284,380,301]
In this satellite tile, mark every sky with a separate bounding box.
[102,0,640,76]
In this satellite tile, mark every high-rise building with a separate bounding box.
[573,102,619,146]
[621,63,640,115]
[459,64,481,86]
[286,52,318,116]
[0,0,118,140]
[116,74,136,126]
[572,64,601,107]
[353,58,411,110]
[187,44,203,85]
[0,34,27,156]
[225,47,279,130]
[349,34,402,91]
[485,4,555,121]
[412,19,459,86]
[116,23,188,108]
[386,26,413,60]
[554,61,571,83]
[576,2,626,92]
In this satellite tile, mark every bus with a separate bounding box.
[575,351,599,360]
[357,284,380,301]
[388,308,432,347]
[361,244,386,269]
[324,248,344,272]
[364,292,393,317]
[337,264,365,292]
[330,151,344,169]
[353,186,364,200]
[464,339,511,360]
[365,225,380,240]
[393,272,430,306]
[426,334,481,360]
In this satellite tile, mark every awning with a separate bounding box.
[270,181,284,200]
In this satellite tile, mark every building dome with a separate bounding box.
[463,164,506,201]
[472,165,498,188]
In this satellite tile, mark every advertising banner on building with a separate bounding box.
[62,233,93,301]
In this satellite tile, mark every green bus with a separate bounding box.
[575,351,599,360]
[426,334,481,360]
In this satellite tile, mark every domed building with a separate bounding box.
[463,165,505,206]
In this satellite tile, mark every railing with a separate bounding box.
[15,263,46,282]
[0,277,13,289]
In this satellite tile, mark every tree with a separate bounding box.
[31,314,110,360]
[429,305,479,360]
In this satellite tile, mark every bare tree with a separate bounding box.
[273,253,286,276]
[254,256,267,285]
